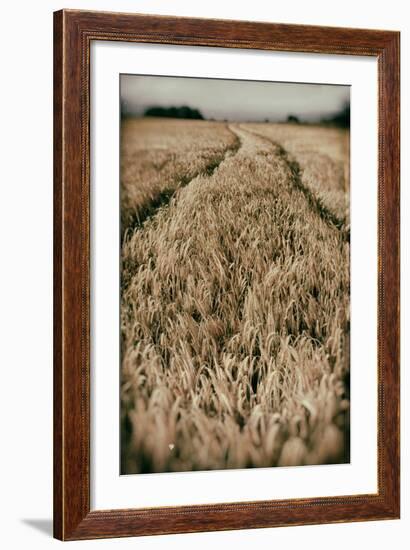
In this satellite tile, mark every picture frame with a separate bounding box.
[53,9,400,540]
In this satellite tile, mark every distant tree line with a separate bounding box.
[144,105,204,120]
[287,115,300,123]
[322,102,350,128]
[284,104,350,128]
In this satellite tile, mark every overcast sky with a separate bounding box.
[120,74,350,123]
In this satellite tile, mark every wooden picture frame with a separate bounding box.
[54,9,400,540]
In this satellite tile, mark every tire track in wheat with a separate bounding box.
[237,124,349,241]
[122,125,241,241]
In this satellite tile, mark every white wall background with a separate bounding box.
[0,1,407,548]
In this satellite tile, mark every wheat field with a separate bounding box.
[120,118,350,474]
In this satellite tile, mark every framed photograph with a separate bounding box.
[54,9,400,540]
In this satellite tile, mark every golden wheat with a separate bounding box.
[121,120,350,474]
[121,118,239,235]
[246,123,350,226]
